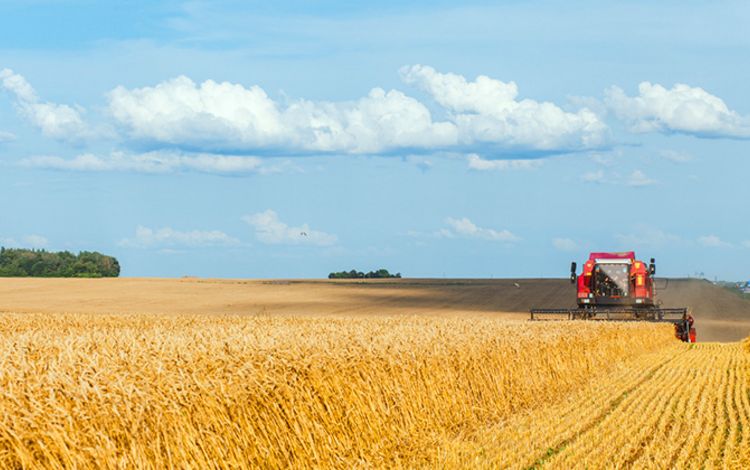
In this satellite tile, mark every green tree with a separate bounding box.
[328,268,401,279]
[0,248,120,278]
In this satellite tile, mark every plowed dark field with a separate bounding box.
[0,277,747,341]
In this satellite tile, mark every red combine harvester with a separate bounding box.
[530,251,696,342]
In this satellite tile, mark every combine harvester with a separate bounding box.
[531,251,696,342]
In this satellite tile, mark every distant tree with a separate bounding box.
[328,268,401,279]
[0,247,120,277]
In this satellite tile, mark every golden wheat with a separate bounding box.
[0,313,674,468]
[442,341,750,469]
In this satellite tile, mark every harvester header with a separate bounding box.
[531,251,695,342]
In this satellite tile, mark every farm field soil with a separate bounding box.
[0,277,535,319]
[0,277,748,340]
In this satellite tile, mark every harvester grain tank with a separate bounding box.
[530,251,696,342]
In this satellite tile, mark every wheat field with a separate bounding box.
[0,312,678,468]
[443,342,750,468]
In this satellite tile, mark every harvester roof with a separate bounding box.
[588,251,636,262]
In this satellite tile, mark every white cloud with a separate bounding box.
[0,130,15,142]
[109,76,456,154]
[552,238,578,252]
[107,66,607,156]
[119,226,239,248]
[0,68,89,140]
[697,235,731,248]
[24,234,49,248]
[625,170,656,187]
[21,151,266,175]
[466,154,542,171]
[742,240,750,249]
[243,210,337,246]
[439,217,519,242]
[605,82,750,138]
[0,69,35,102]
[581,169,656,186]
[580,170,605,183]
[659,150,692,163]
[405,155,433,172]
[401,65,607,151]
[615,227,680,247]
[589,151,618,167]
[0,234,49,248]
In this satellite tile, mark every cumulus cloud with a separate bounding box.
[107,66,607,156]
[466,154,542,171]
[438,217,519,242]
[589,151,618,167]
[615,227,680,247]
[0,68,89,140]
[109,76,455,154]
[580,170,605,183]
[0,130,15,142]
[405,155,433,172]
[119,226,239,248]
[697,235,731,248]
[625,170,656,187]
[659,150,692,163]
[606,82,750,138]
[0,234,49,248]
[401,65,607,151]
[580,169,655,186]
[552,238,578,252]
[243,210,337,246]
[21,151,266,175]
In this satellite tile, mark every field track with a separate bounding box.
[443,341,750,468]
[0,277,748,341]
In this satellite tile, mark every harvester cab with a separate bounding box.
[531,251,695,342]
[576,252,655,310]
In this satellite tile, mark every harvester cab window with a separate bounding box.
[593,264,630,298]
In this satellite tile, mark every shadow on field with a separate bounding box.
[320,278,577,313]
[324,278,750,341]
[0,277,747,341]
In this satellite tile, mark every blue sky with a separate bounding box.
[1,0,748,279]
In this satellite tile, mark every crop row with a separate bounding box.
[441,342,750,468]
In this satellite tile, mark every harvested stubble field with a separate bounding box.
[1,278,749,468]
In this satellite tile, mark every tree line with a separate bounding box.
[328,268,401,279]
[0,248,120,278]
